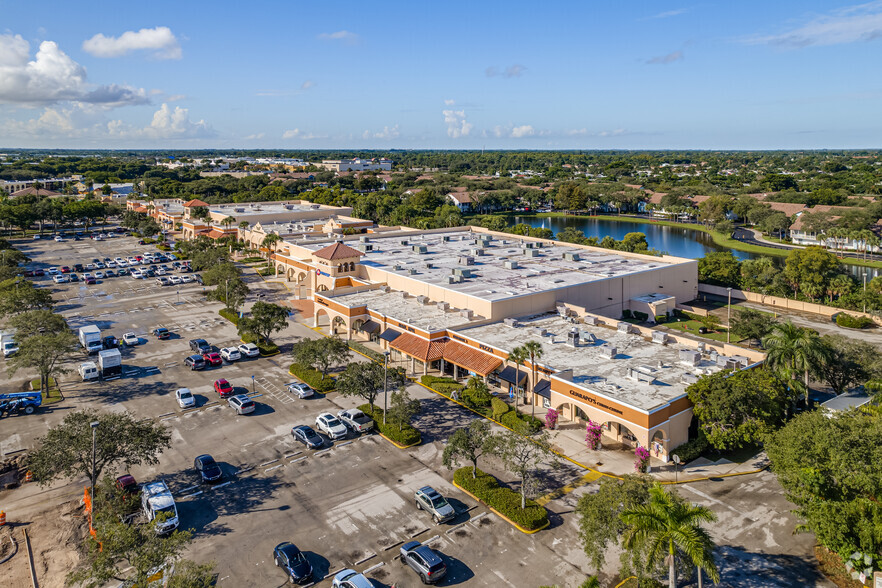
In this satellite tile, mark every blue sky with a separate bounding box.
[1,1,881,149]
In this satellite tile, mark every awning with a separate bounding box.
[359,320,380,334]
[443,341,503,376]
[534,379,551,399]
[390,333,445,362]
[379,328,401,342]
[497,366,527,385]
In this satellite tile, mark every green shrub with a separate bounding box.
[622,309,633,319]
[241,332,279,355]
[632,311,649,322]
[421,375,464,398]
[218,308,239,325]
[289,362,335,392]
[836,313,875,329]
[500,409,543,433]
[257,265,275,276]
[670,432,708,464]
[240,256,265,263]
[491,397,511,420]
[520,413,544,433]
[348,341,385,363]
[453,467,548,531]
[359,404,421,446]
[655,314,667,324]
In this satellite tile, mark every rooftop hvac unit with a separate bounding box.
[617,322,632,333]
[715,354,731,367]
[398,291,408,299]
[523,242,535,249]
[408,269,418,275]
[234,208,245,213]
[566,327,580,347]
[285,204,294,210]
[583,316,598,326]
[460,309,473,318]
[453,268,473,278]
[437,301,449,311]
[392,264,401,271]
[470,248,485,256]
[400,240,409,246]
[416,295,429,304]
[459,256,475,266]
[628,368,656,383]
[448,275,464,284]
[534,327,547,337]
[681,373,700,385]
[600,344,617,359]
[725,359,740,370]
[380,286,391,293]
[442,235,450,242]
[679,349,701,367]
[503,318,519,328]
[504,260,519,270]
[709,350,719,362]
[697,342,706,353]
[425,262,434,269]
[580,331,597,344]
[525,249,539,257]
[360,236,370,243]
[310,204,321,209]
[652,331,668,345]
[413,245,428,254]
[563,252,581,262]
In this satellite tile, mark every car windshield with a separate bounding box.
[429,495,449,509]
[326,417,342,427]
[200,457,216,467]
[180,391,192,399]
[156,505,175,515]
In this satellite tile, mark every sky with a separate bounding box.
[1,1,881,150]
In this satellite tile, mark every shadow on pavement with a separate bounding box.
[714,545,827,588]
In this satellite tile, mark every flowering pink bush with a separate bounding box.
[586,420,603,450]
[545,408,559,429]
[634,445,650,473]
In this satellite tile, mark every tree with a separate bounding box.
[0,276,54,316]
[621,483,720,588]
[814,335,881,395]
[697,251,741,287]
[729,308,776,346]
[335,360,404,409]
[686,368,795,450]
[762,321,829,405]
[766,410,882,566]
[442,420,492,479]
[7,327,78,396]
[202,262,249,311]
[522,340,544,417]
[387,387,421,431]
[8,308,68,338]
[783,247,840,300]
[28,409,171,484]
[220,216,235,229]
[261,233,282,258]
[507,346,528,405]
[493,427,556,509]
[166,561,218,588]
[238,301,288,343]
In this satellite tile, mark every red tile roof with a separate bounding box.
[390,333,446,362]
[312,241,364,260]
[183,198,209,207]
[443,341,502,376]
[766,202,807,217]
[207,229,226,239]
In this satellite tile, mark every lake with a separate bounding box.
[510,215,878,278]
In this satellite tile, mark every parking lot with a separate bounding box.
[3,234,596,587]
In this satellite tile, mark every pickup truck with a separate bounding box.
[337,408,374,433]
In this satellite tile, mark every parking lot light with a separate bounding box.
[383,350,391,425]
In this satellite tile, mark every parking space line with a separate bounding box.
[259,459,279,467]
[336,441,353,448]
[180,491,203,498]
[362,562,384,574]
[264,464,284,473]
[284,451,302,459]
[213,481,232,490]
[177,485,198,494]
[411,527,430,538]
[354,553,376,565]
[289,456,307,464]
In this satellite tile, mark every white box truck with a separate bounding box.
[98,348,122,379]
[141,480,179,535]
[78,361,99,381]
[78,325,103,355]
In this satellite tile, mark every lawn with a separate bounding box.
[30,377,63,405]
[664,317,731,343]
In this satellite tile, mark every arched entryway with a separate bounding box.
[650,429,669,461]
[602,421,639,449]
[331,316,347,337]
[315,308,330,329]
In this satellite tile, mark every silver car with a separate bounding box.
[315,413,347,439]
[228,394,256,415]
[286,382,314,398]
[175,387,196,408]
[415,486,456,524]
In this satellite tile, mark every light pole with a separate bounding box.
[382,350,390,425]
[863,272,868,313]
[90,421,99,506]
[726,287,732,344]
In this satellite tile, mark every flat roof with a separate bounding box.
[454,313,724,412]
[822,389,873,412]
[300,229,690,303]
[209,202,335,217]
[324,288,482,331]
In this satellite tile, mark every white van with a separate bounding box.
[78,361,99,381]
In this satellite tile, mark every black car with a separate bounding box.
[184,354,206,370]
[153,327,170,340]
[69,273,79,282]
[73,263,84,272]
[102,335,119,350]
[194,454,223,483]
[105,269,116,278]
[291,425,323,449]
[400,541,447,585]
[273,542,313,584]
[189,339,211,353]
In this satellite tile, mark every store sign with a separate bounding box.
[565,387,625,417]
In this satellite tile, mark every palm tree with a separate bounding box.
[261,233,282,259]
[220,216,235,230]
[522,340,544,418]
[507,346,528,407]
[239,221,250,231]
[621,483,720,588]
[762,321,829,406]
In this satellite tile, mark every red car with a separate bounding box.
[203,352,222,367]
[33,269,44,276]
[61,266,71,274]
[214,378,234,397]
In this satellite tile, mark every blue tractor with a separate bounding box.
[0,393,42,417]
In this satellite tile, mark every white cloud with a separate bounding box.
[300,80,315,91]
[646,50,684,64]
[747,2,882,47]
[443,109,473,138]
[82,26,181,59]
[485,64,527,78]
[244,132,265,140]
[318,30,359,44]
[282,128,325,140]
[647,8,687,19]
[166,94,186,102]
[109,103,212,139]
[0,34,147,107]
[598,128,627,137]
[282,129,300,139]
[444,99,455,106]
[510,125,535,138]
[362,125,400,140]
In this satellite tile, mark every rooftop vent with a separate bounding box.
[437,301,449,311]
[392,264,402,271]
[459,256,475,266]
[442,235,450,242]
[453,268,472,278]
[679,349,701,367]
[310,204,321,209]
[400,239,409,246]
[408,269,419,275]
[460,309,473,319]
[652,331,668,345]
[416,295,429,304]
[424,262,434,269]
[503,318,519,328]
[600,344,617,359]
[563,252,581,262]
[525,249,539,257]
[380,286,391,293]
[413,245,428,254]
[398,291,408,299]
[504,260,519,270]
[534,327,547,337]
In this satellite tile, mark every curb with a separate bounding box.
[452,480,550,535]
[377,431,421,449]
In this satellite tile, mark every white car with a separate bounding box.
[94,271,105,279]
[106,260,116,267]
[114,257,125,264]
[238,343,259,358]
[52,274,67,284]
[122,332,139,346]
[175,387,195,408]
[169,275,182,285]
[48,267,59,275]
[156,277,169,286]
[315,413,348,440]
[286,382,314,398]
[331,569,373,588]
[181,275,194,284]
[131,270,144,279]
[220,347,241,362]
[54,235,64,242]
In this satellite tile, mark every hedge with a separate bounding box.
[670,432,708,464]
[836,313,875,329]
[491,397,510,420]
[241,332,279,355]
[499,409,543,433]
[257,266,275,276]
[289,362,335,392]
[359,403,421,447]
[453,467,548,531]
[219,308,239,325]
[348,341,385,363]
[240,257,265,263]
[420,375,464,397]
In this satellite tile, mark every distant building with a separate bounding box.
[317,158,393,172]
